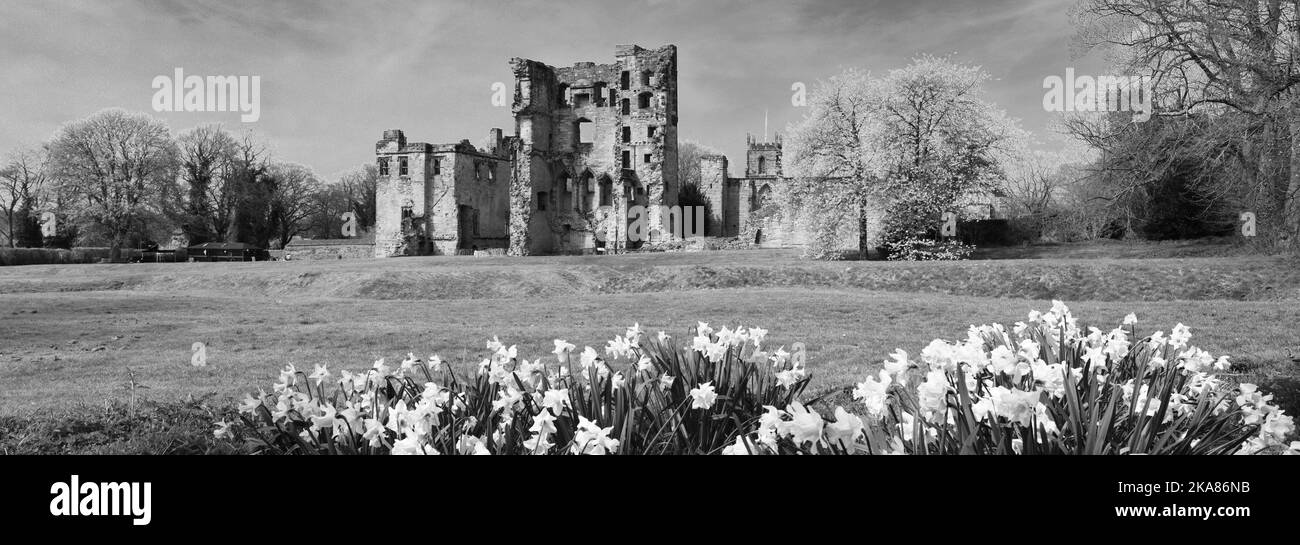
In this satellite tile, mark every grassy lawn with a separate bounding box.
[1,249,1296,301]
[2,278,1297,415]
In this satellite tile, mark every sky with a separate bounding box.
[0,0,1111,180]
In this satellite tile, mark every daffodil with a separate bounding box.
[308,363,331,386]
[636,355,654,372]
[570,416,619,455]
[456,435,491,455]
[552,340,575,362]
[541,388,570,415]
[780,402,824,446]
[721,435,752,455]
[523,432,554,455]
[371,358,390,378]
[988,345,1016,376]
[756,405,785,446]
[771,346,790,368]
[310,404,337,433]
[1082,345,1106,368]
[1261,411,1295,444]
[775,367,805,388]
[579,346,599,370]
[882,349,910,377]
[823,407,864,448]
[605,334,635,360]
[696,321,713,336]
[1169,323,1191,350]
[691,334,712,354]
[659,374,675,391]
[238,393,263,414]
[530,409,558,437]
[392,435,437,455]
[916,369,950,422]
[213,420,232,439]
[990,386,1038,427]
[851,370,891,419]
[689,382,718,409]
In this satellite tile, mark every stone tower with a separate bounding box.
[509,44,679,255]
[745,133,782,178]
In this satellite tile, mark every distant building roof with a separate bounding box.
[187,242,262,250]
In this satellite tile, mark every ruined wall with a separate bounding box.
[374,130,433,258]
[449,142,512,252]
[724,179,741,237]
[508,58,555,256]
[617,45,678,246]
[373,45,677,257]
[285,241,375,260]
[699,155,728,237]
[426,149,459,255]
[509,44,678,255]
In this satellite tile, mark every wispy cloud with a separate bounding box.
[0,0,1096,177]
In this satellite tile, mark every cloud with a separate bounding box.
[0,0,1090,176]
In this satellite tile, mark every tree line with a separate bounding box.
[0,108,377,259]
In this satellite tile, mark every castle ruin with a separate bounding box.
[375,44,679,257]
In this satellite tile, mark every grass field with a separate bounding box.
[2,248,1298,417]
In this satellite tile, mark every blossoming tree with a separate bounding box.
[784,56,1021,259]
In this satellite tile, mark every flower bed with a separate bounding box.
[218,302,1297,455]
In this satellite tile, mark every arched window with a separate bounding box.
[757,156,766,175]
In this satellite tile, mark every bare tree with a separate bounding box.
[1074,0,1300,243]
[265,162,322,248]
[46,109,179,260]
[223,130,271,244]
[336,164,378,229]
[0,145,50,247]
[172,124,238,244]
